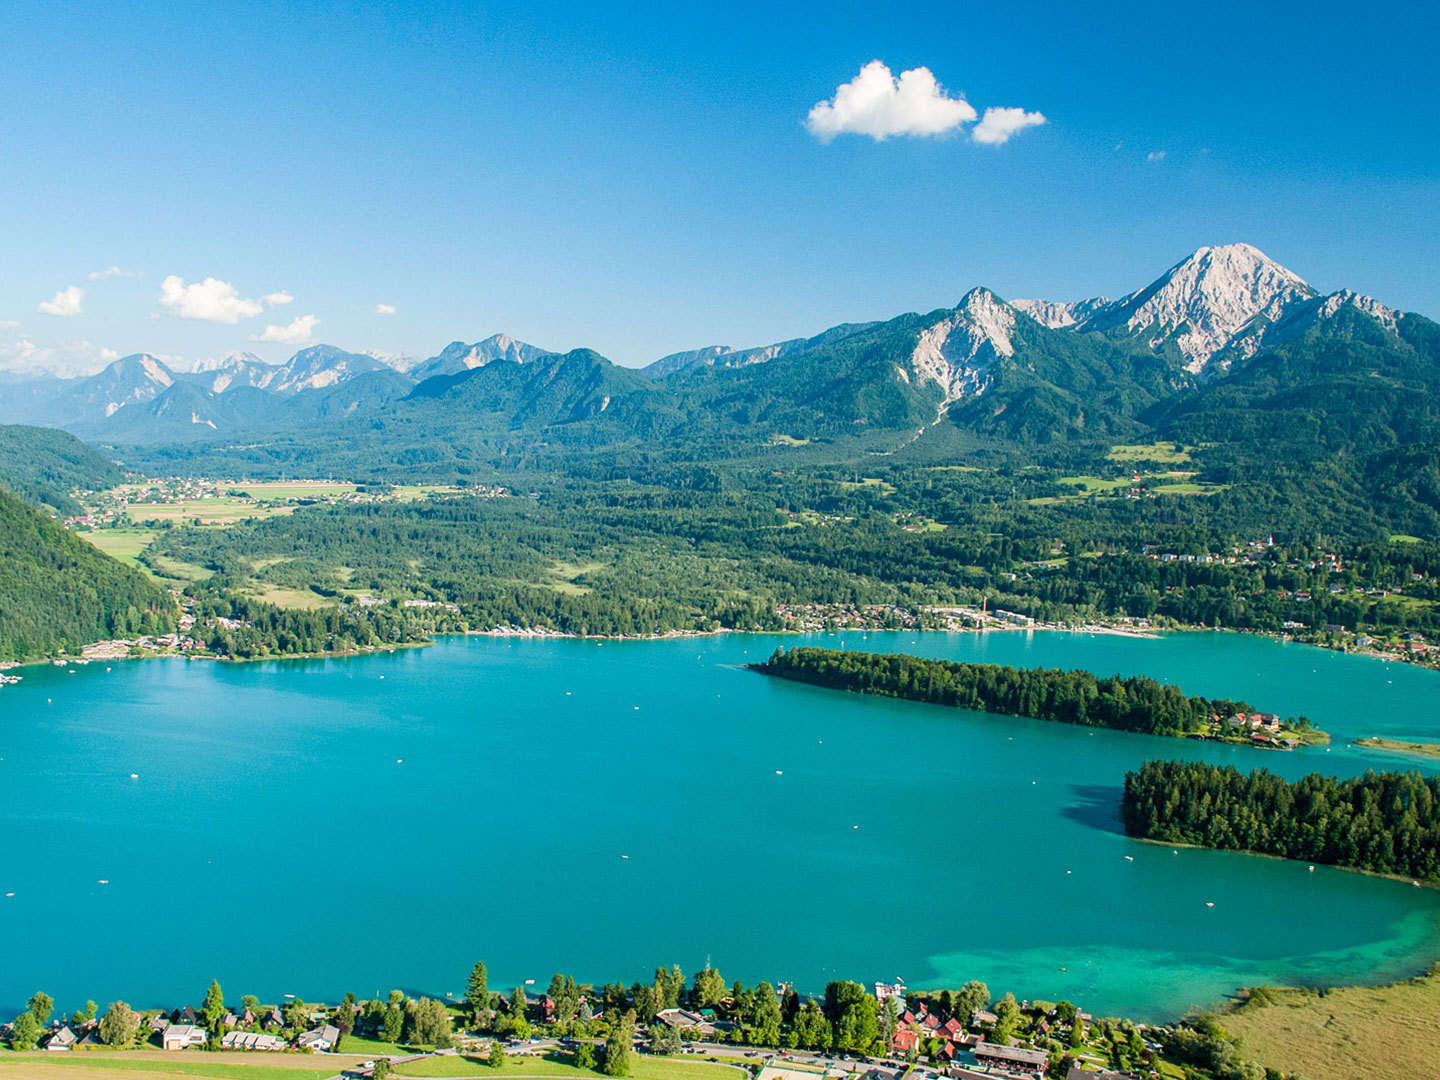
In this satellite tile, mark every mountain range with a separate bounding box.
[1,243,1431,456]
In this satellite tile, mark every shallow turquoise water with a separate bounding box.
[2,629,1439,1021]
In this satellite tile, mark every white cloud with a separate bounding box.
[1146,150,1167,162]
[159,275,265,323]
[375,303,397,315]
[972,106,1047,146]
[251,314,319,344]
[806,60,977,142]
[0,335,120,376]
[263,290,294,306]
[88,266,143,281]
[38,285,85,317]
[0,320,18,330]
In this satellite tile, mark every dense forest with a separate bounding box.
[749,646,1282,738]
[186,587,467,660]
[0,424,123,515]
[0,488,176,660]
[128,457,1440,652]
[1122,760,1440,881]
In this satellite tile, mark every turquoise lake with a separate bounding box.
[3,629,1440,1021]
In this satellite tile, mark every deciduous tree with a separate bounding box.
[99,1002,138,1047]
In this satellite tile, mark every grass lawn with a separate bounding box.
[79,528,159,566]
[835,478,896,496]
[145,553,214,584]
[1057,475,1132,494]
[0,1050,372,1080]
[395,1055,745,1080]
[248,583,333,610]
[1221,970,1440,1080]
[336,1034,413,1057]
[543,561,605,595]
[1106,441,1192,464]
[1148,482,1226,496]
[391,484,468,502]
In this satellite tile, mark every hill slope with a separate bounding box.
[0,425,124,514]
[0,487,177,660]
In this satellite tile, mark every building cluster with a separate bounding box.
[773,603,922,632]
[876,991,1117,1080]
[3,1005,345,1055]
[1214,711,1300,749]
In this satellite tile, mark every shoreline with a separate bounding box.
[0,618,1163,671]
[1353,736,1440,760]
[4,616,1421,676]
[1130,835,1440,892]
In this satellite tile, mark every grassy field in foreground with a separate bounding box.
[1221,970,1440,1080]
[395,1056,745,1080]
[0,1050,372,1080]
[335,1034,411,1057]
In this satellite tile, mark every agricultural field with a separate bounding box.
[122,499,296,527]
[227,481,359,500]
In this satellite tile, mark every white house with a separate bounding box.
[295,1023,341,1051]
[221,1030,285,1051]
[161,1024,207,1051]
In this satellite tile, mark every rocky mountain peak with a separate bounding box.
[1092,242,1317,372]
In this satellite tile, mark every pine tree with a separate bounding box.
[467,962,490,1018]
[202,979,226,1032]
[603,1013,635,1076]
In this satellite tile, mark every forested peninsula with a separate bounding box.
[1122,760,1440,882]
[749,646,1323,743]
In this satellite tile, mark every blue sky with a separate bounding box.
[1,0,1437,374]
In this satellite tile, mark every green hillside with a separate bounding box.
[0,487,177,660]
[0,424,124,514]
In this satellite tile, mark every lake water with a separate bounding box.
[3,629,1440,1022]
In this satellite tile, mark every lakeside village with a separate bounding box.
[1,966,1267,1080]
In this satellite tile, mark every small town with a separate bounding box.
[0,968,1200,1080]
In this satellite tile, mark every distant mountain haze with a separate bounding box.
[0,244,1428,451]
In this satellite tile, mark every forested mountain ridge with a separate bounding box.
[2,244,1437,502]
[0,487,177,660]
[0,425,124,514]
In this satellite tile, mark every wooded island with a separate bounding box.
[749,646,1321,743]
